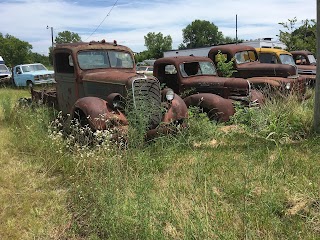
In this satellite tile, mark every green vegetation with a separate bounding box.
[278,17,316,54]
[1,88,320,239]
[179,19,240,49]
[215,51,237,77]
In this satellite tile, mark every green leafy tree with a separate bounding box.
[0,33,33,66]
[134,50,151,63]
[144,32,172,59]
[180,20,224,49]
[278,18,316,54]
[31,52,50,67]
[55,30,82,44]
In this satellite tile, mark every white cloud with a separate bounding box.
[0,0,316,55]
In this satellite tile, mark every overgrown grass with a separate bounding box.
[1,88,320,239]
[0,88,71,239]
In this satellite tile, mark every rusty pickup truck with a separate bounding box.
[153,56,264,122]
[208,44,306,97]
[31,40,188,139]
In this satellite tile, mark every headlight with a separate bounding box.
[166,89,175,101]
[285,83,291,90]
[34,75,40,81]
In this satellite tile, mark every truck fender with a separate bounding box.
[184,93,235,122]
[70,96,128,130]
[162,92,188,123]
[250,89,265,106]
[247,77,281,88]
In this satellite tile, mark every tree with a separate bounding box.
[134,50,151,63]
[144,32,172,59]
[278,18,316,54]
[55,31,82,44]
[0,33,33,66]
[180,20,224,49]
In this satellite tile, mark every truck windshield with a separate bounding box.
[279,54,295,65]
[0,64,9,72]
[180,61,217,77]
[308,54,316,64]
[21,64,47,72]
[78,50,134,69]
[235,51,257,64]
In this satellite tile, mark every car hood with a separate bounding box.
[25,70,54,75]
[182,75,249,89]
[82,70,139,85]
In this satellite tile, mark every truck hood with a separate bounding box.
[25,70,54,76]
[237,62,296,78]
[82,70,138,85]
[297,65,316,75]
[182,75,249,89]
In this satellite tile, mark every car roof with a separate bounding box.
[256,48,292,56]
[156,56,213,65]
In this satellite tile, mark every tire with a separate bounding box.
[26,80,34,89]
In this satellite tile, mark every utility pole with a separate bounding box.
[46,25,54,48]
[236,14,238,44]
[314,0,320,132]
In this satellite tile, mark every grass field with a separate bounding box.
[0,87,319,239]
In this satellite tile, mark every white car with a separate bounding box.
[0,64,12,85]
[136,66,153,76]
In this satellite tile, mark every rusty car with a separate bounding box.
[208,44,306,97]
[153,56,264,122]
[31,40,188,139]
[291,50,316,85]
[256,48,316,86]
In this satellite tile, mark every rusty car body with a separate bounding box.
[153,56,264,122]
[31,40,188,138]
[256,48,316,86]
[291,50,316,85]
[208,44,306,96]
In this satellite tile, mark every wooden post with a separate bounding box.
[314,0,320,132]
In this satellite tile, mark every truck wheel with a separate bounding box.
[26,80,34,89]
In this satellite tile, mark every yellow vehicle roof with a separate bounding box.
[255,48,292,56]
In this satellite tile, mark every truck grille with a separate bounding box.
[131,77,162,128]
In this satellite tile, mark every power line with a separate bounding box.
[85,0,119,41]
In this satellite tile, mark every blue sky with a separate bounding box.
[0,0,316,55]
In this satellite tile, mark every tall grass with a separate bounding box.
[2,88,320,239]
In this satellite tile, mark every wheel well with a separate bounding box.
[73,108,90,126]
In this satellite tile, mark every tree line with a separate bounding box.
[0,18,316,67]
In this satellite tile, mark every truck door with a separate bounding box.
[54,52,77,115]
[156,64,180,93]
[13,66,23,86]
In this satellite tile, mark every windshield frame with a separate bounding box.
[235,50,258,64]
[279,54,296,65]
[21,64,47,73]
[0,64,9,72]
[77,49,134,70]
[308,54,317,64]
[179,61,217,77]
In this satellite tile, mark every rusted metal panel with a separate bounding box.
[184,93,235,122]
